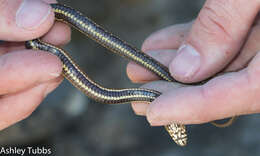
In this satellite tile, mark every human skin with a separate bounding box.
[0,0,70,130]
[127,0,260,126]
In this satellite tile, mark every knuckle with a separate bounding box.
[196,85,220,123]
[197,0,238,42]
[200,83,216,103]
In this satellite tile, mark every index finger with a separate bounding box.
[137,52,260,126]
[0,50,62,95]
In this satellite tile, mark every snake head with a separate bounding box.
[165,123,187,146]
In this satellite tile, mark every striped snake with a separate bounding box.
[25,3,236,146]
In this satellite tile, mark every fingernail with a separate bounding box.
[170,44,200,79]
[16,0,51,30]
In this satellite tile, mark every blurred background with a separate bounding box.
[1,0,260,155]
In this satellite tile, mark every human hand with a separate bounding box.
[127,0,260,125]
[0,0,70,130]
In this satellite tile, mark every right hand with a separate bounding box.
[127,0,260,126]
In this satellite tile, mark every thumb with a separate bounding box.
[169,0,260,83]
[0,0,54,41]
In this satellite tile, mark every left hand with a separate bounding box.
[0,0,71,130]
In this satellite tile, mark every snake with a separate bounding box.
[25,3,236,146]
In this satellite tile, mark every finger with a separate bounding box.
[0,24,71,56]
[0,0,54,41]
[0,23,71,55]
[225,23,260,71]
[127,22,191,83]
[169,0,260,83]
[0,77,63,130]
[0,50,62,95]
[41,21,71,46]
[141,22,192,52]
[131,81,186,115]
[131,103,148,116]
[127,49,177,83]
[145,52,260,126]
[40,0,71,46]
[0,42,24,56]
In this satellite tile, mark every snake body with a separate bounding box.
[25,3,187,146]
[25,3,235,146]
